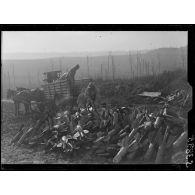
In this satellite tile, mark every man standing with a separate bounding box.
[85,81,97,108]
[77,81,98,110]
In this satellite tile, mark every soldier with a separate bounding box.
[77,81,98,110]
[85,81,97,108]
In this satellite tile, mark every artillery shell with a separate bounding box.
[144,143,155,161]
[173,131,187,150]
[119,132,127,139]
[113,147,128,164]
[155,144,165,164]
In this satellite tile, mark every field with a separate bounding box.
[1,69,190,164]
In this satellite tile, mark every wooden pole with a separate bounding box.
[181,51,185,69]
[138,54,141,78]
[152,65,155,77]
[128,51,131,78]
[145,61,148,77]
[149,62,151,76]
[12,64,16,89]
[146,63,148,78]
[51,59,54,71]
[111,55,115,80]
[150,63,152,76]
[101,63,103,79]
[111,55,113,80]
[87,56,89,78]
[59,58,62,72]
[3,69,7,92]
[105,69,108,81]
[129,51,133,79]
[28,72,32,88]
[7,71,11,89]
[136,53,139,78]
[144,60,147,76]
[108,53,110,79]
[159,56,161,74]
[157,54,161,75]
[139,54,142,77]
[147,62,150,76]
[150,59,154,77]
[37,69,40,86]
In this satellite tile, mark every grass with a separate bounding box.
[95,69,189,106]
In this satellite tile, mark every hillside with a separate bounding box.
[1,47,187,98]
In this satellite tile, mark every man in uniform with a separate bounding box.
[77,81,98,110]
[85,81,97,108]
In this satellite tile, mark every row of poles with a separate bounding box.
[3,51,186,90]
[3,65,41,90]
[86,52,116,80]
[3,64,16,90]
[86,49,187,80]
[4,57,66,90]
[86,51,163,81]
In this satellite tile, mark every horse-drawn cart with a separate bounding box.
[41,65,91,108]
[42,77,72,100]
[7,64,91,116]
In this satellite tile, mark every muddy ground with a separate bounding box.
[1,102,99,164]
[1,100,187,165]
[1,101,121,164]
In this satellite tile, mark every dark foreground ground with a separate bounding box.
[0,101,154,164]
[1,70,190,165]
[1,101,119,164]
[1,100,187,165]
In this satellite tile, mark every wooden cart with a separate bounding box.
[41,70,90,101]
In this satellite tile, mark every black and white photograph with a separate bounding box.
[1,26,194,170]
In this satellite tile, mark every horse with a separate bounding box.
[7,89,31,116]
[7,88,46,116]
[30,88,45,103]
[27,88,47,114]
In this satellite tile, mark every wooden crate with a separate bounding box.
[42,79,71,100]
[42,78,91,100]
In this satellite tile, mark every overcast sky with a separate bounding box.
[2,31,187,54]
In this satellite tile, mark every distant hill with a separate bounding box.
[1,46,187,98]
[2,50,148,60]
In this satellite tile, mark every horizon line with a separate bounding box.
[2,45,187,61]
